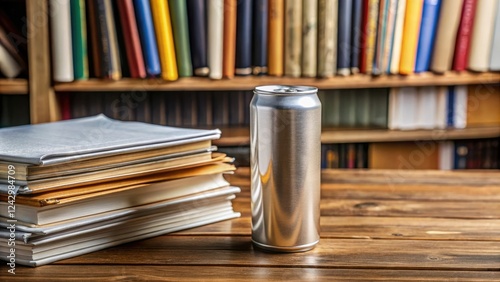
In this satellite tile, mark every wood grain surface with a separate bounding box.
[1,167,499,280]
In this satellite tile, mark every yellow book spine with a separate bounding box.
[268,0,284,76]
[399,0,423,75]
[365,0,380,74]
[151,0,178,81]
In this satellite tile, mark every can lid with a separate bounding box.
[254,85,318,95]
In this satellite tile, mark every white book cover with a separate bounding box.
[387,88,399,129]
[435,86,448,129]
[490,1,500,70]
[389,0,407,74]
[416,87,437,129]
[0,43,22,78]
[453,85,468,129]
[208,0,224,79]
[439,141,454,170]
[49,0,74,82]
[397,87,419,130]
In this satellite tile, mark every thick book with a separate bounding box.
[399,0,423,75]
[208,0,224,79]
[380,0,398,74]
[0,41,22,78]
[489,1,500,70]
[284,0,302,77]
[235,0,253,75]
[468,0,498,72]
[223,0,237,78]
[389,0,407,74]
[337,0,352,76]
[169,0,193,77]
[351,0,364,73]
[415,0,441,73]
[117,0,146,78]
[453,0,477,71]
[252,0,268,75]
[151,0,178,80]
[317,0,337,77]
[133,0,161,77]
[50,0,74,82]
[70,0,89,80]
[0,24,25,74]
[360,0,379,74]
[301,0,318,77]
[416,86,438,129]
[268,0,284,76]
[186,0,209,76]
[430,0,463,73]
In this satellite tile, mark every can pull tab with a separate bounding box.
[274,86,298,93]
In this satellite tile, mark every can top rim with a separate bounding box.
[254,85,318,95]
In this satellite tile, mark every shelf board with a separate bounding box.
[0,79,28,94]
[213,126,500,146]
[54,72,500,92]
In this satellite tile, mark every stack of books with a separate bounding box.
[0,115,240,266]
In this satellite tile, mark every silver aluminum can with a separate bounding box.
[250,85,321,252]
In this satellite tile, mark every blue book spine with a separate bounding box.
[236,0,253,75]
[351,0,363,72]
[446,86,455,128]
[133,0,161,76]
[415,0,441,73]
[252,0,268,75]
[337,0,353,74]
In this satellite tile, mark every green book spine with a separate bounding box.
[70,0,89,79]
[169,0,193,77]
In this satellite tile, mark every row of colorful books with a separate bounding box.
[48,0,500,82]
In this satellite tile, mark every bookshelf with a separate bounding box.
[0,79,28,94]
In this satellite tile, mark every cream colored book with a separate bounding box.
[430,0,464,73]
[317,0,338,77]
[49,0,74,82]
[0,43,21,78]
[301,0,318,77]
[284,0,302,77]
[208,0,224,79]
[468,0,499,72]
[389,0,406,74]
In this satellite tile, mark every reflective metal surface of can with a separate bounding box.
[250,85,321,252]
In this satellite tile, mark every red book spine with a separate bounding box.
[453,0,477,71]
[359,0,370,73]
[117,0,147,78]
[60,94,71,120]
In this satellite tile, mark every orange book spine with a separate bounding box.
[399,0,423,75]
[268,0,284,76]
[223,0,237,78]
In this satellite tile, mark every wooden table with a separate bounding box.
[2,169,500,281]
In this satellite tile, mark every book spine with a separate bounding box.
[382,0,398,73]
[301,0,318,77]
[468,0,498,72]
[359,0,370,73]
[389,0,406,74]
[117,0,146,78]
[446,86,455,128]
[490,0,500,70]
[351,0,363,73]
[151,0,178,81]
[363,0,379,74]
[415,0,441,73]
[133,0,161,77]
[103,0,122,80]
[252,0,268,75]
[373,0,389,75]
[268,0,284,76]
[186,0,209,76]
[223,0,237,78]
[70,0,88,80]
[50,0,74,82]
[337,0,352,76]
[429,0,463,73]
[399,0,423,75]
[453,0,477,71]
[0,34,22,78]
[317,0,337,77]
[169,0,193,77]
[208,0,224,79]
[284,0,302,77]
[235,0,253,75]
[94,0,113,79]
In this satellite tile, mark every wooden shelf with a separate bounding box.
[0,79,28,94]
[213,126,500,146]
[53,71,500,92]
